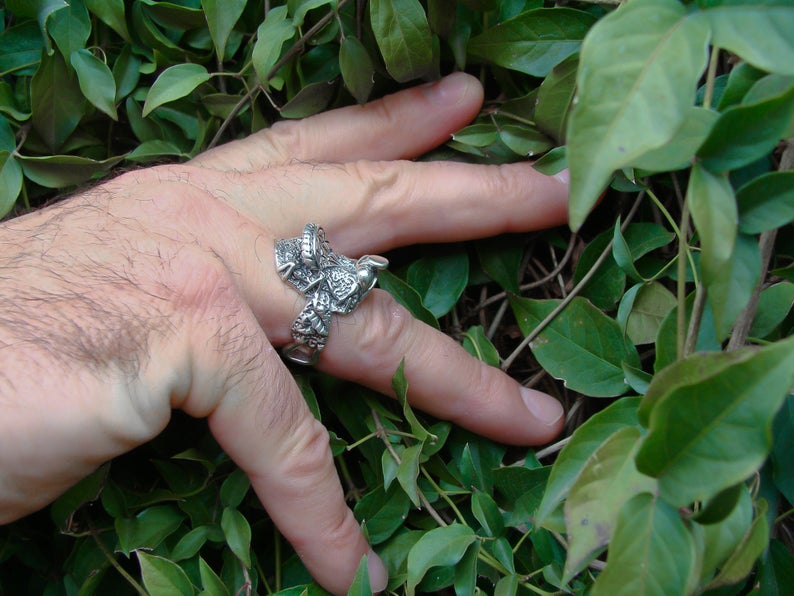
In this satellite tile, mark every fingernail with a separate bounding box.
[520,387,564,427]
[367,549,389,593]
[421,72,474,106]
[554,168,570,185]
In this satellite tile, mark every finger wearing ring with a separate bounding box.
[275,223,389,365]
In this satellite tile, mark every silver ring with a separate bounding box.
[275,223,388,365]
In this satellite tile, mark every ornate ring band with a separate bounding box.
[275,223,389,365]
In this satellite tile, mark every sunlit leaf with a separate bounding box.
[537,397,641,529]
[468,8,594,77]
[590,494,696,596]
[563,427,658,581]
[377,270,438,329]
[137,552,195,596]
[636,336,794,506]
[252,6,295,83]
[697,80,794,172]
[700,0,794,76]
[406,524,478,596]
[461,325,500,367]
[534,52,578,144]
[48,0,90,60]
[199,557,230,596]
[706,500,769,590]
[510,296,640,397]
[566,0,709,229]
[142,63,210,117]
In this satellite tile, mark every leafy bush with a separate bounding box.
[2,0,794,594]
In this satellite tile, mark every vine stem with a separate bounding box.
[501,193,645,371]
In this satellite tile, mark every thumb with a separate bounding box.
[185,303,388,594]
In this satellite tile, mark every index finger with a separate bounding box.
[189,73,484,169]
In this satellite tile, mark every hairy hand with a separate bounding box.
[0,73,568,594]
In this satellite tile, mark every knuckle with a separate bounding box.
[276,414,334,485]
[262,120,307,163]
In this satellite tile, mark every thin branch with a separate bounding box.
[501,194,644,371]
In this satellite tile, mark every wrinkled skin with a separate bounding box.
[0,73,568,593]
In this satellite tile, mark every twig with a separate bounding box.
[727,229,778,351]
[501,194,644,371]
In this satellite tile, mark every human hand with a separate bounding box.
[0,72,568,593]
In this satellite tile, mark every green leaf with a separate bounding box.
[461,325,500,367]
[377,269,438,329]
[340,37,375,105]
[772,395,794,505]
[471,490,504,537]
[199,557,230,596]
[392,358,434,443]
[453,542,480,596]
[137,551,195,596]
[279,79,338,119]
[85,0,130,41]
[510,296,641,397]
[700,0,794,76]
[636,336,794,507]
[405,524,478,596]
[30,49,86,152]
[534,52,578,144]
[758,539,794,595]
[201,0,246,61]
[452,123,499,148]
[700,484,753,578]
[537,397,642,528]
[566,0,709,229]
[621,282,677,346]
[396,444,423,507]
[48,0,90,60]
[468,8,595,77]
[692,482,744,525]
[220,507,251,568]
[171,526,210,562]
[354,484,412,545]
[220,468,250,509]
[697,80,794,172]
[70,49,118,120]
[498,125,553,158]
[252,6,295,84]
[370,0,434,83]
[686,163,738,337]
[406,250,469,318]
[710,232,761,340]
[0,153,22,217]
[116,505,186,556]
[476,235,524,294]
[142,63,210,117]
[0,20,44,77]
[631,107,719,173]
[126,139,188,162]
[590,494,696,596]
[347,554,373,596]
[18,153,123,187]
[750,281,794,338]
[49,464,109,527]
[706,500,770,590]
[737,171,794,234]
[571,228,625,310]
[563,427,658,582]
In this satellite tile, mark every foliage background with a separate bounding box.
[1,0,794,594]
